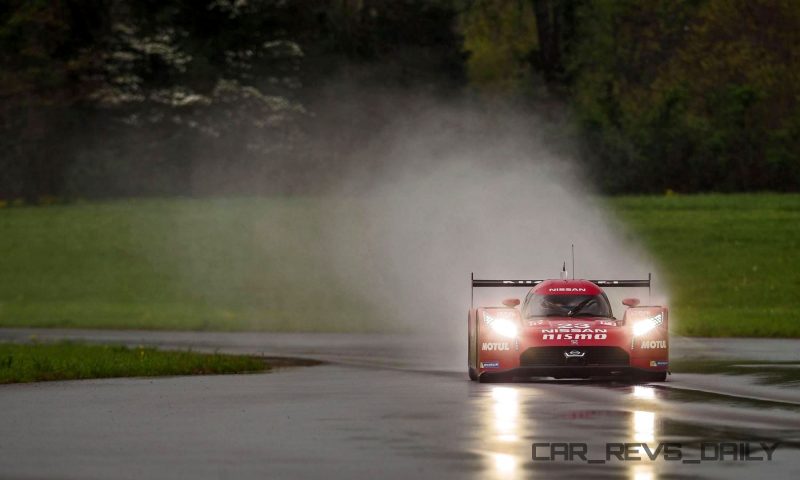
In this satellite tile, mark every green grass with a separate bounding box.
[0,194,797,336]
[0,342,268,384]
[0,198,379,332]
[609,193,800,337]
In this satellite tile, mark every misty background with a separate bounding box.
[1,1,796,342]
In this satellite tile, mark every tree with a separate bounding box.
[568,0,800,192]
[529,0,578,86]
[460,0,539,94]
[1,0,306,199]
[0,0,109,200]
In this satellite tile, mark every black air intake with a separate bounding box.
[520,346,629,367]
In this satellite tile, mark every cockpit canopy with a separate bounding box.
[523,292,613,318]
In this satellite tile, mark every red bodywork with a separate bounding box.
[468,278,669,382]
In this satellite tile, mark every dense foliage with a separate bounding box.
[460,0,800,192]
[1,0,798,198]
[568,0,800,192]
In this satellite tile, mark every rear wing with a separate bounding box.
[470,273,651,307]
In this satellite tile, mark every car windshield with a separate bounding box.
[523,293,613,318]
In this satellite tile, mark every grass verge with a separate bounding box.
[609,193,800,337]
[0,194,797,336]
[0,342,268,384]
[0,198,379,332]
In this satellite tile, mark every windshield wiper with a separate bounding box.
[568,298,596,317]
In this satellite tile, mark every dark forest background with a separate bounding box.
[2,0,799,200]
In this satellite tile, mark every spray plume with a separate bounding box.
[317,98,662,365]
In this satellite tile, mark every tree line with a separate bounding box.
[1,0,798,200]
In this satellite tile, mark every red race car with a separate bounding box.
[468,271,668,383]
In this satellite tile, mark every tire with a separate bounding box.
[478,373,507,383]
[468,367,478,382]
[635,371,667,383]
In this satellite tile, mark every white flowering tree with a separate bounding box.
[71,0,306,194]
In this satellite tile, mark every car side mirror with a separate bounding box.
[622,298,640,307]
[502,298,520,308]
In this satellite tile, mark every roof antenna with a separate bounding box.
[571,244,575,280]
[561,261,567,280]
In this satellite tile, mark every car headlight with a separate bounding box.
[485,314,518,338]
[633,313,664,336]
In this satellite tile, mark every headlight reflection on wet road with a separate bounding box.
[484,386,523,478]
[491,386,520,442]
[481,383,664,479]
[632,410,656,443]
[490,452,517,475]
[630,385,658,479]
[632,385,657,400]
[631,463,656,480]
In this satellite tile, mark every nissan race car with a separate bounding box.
[468,272,668,383]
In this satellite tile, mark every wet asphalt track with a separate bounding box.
[1,329,799,480]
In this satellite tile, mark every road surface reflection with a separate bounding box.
[481,383,662,479]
